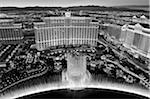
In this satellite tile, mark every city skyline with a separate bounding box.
[0,2,150,98]
[0,0,149,7]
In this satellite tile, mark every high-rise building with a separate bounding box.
[120,23,150,58]
[0,19,23,44]
[34,12,99,51]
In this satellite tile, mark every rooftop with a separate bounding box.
[128,23,150,29]
[139,23,150,29]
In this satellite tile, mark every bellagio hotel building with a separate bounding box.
[34,12,99,51]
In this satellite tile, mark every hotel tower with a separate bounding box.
[34,12,99,50]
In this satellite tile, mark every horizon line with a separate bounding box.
[0,4,149,8]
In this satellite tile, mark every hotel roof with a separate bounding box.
[140,15,147,19]
[132,16,137,19]
[139,23,150,29]
[129,23,150,29]
[0,19,14,23]
[43,16,92,20]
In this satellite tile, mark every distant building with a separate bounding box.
[0,19,24,44]
[0,13,19,18]
[0,19,14,27]
[132,16,137,19]
[120,23,150,58]
[0,62,6,67]
[34,12,99,50]
[0,13,8,18]
[132,15,150,25]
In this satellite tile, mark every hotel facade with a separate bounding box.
[34,12,99,50]
[120,23,150,58]
[0,19,24,44]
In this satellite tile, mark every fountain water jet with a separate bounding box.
[62,53,91,90]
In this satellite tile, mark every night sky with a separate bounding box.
[0,0,149,7]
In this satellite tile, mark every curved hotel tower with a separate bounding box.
[34,12,99,50]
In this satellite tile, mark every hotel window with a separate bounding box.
[79,27,82,43]
[5,29,8,39]
[47,29,49,41]
[84,28,87,40]
[59,28,61,39]
[2,29,5,39]
[93,28,96,40]
[78,28,80,39]
[0,29,2,39]
[83,27,86,39]
[144,36,149,53]
[86,28,89,39]
[93,28,95,40]
[89,28,92,39]
[54,20,57,23]
[38,31,41,42]
[71,20,74,23]
[46,29,48,41]
[39,31,41,42]
[51,29,53,40]
[12,29,14,39]
[35,30,38,41]
[42,30,45,42]
[96,28,98,39]
[51,20,54,24]
[90,28,92,39]
[133,33,140,47]
[4,29,7,39]
[0,30,2,39]
[45,42,47,49]
[43,29,45,41]
[61,28,63,44]
[49,29,51,41]
[84,27,87,39]
[76,28,78,44]
[54,29,57,40]
[39,43,41,50]
[17,30,20,39]
[12,29,15,39]
[43,29,46,41]
[54,29,56,40]
[79,20,84,23]
[139,35,146,51]
[57,28,59,40]
[138,34,144,49]
[80,27,83,39]
[73,20,76,23]
[77,27,79,39]
[91,28,93,40]
[66,27,69,40]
